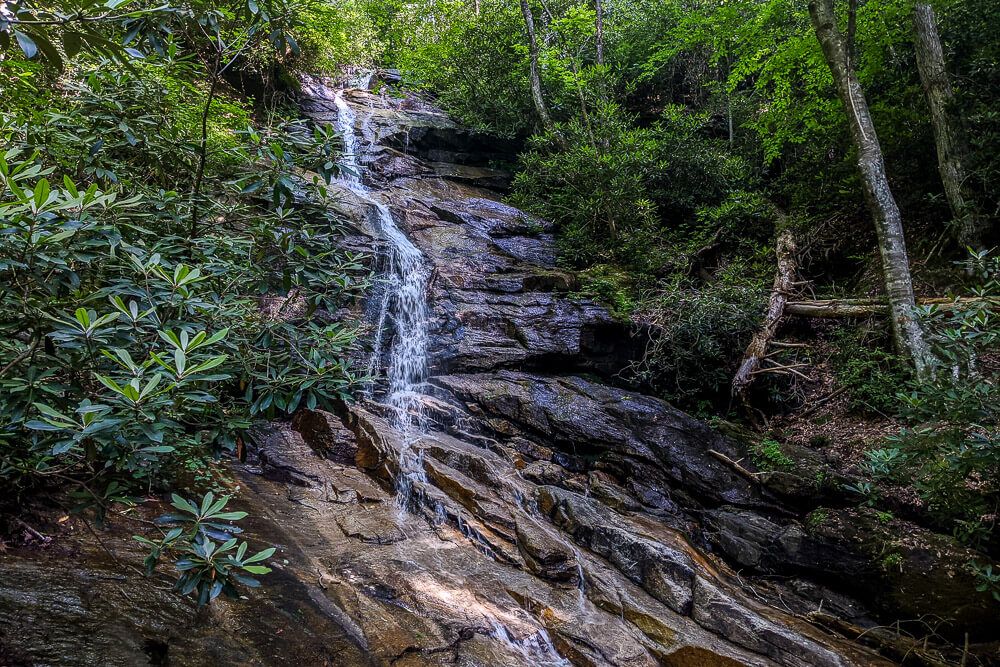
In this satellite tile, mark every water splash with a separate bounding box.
[488,619,570,666]
[349,68,375,90]
[332,85,431,507]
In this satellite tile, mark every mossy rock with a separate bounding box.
[810,507,1000,641]
[711,419,854,502]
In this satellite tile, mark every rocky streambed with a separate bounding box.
[2,74,997,667]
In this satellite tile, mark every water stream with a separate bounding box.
[332,79,570,666]
[488,619,571,667]
[332,86,431,504]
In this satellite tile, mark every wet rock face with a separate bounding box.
[384,181,641,376]
[430,371,757,508]
[292,408,359,463]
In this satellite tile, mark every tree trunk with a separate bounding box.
[786,296,998,318]
[913,2,987,250]
[732,229,797,398]
[809,0,937,380]
[595,0,604,66]
[520,0,556,133]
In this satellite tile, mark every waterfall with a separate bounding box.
[333,86,431,505]
[331,82,571,667]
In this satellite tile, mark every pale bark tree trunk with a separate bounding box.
[595,0,604,66]
[913,2,987,250]
[809,0,937,379]
[786,296,997,318]
[732,228,797,398]
[520,0,556,133]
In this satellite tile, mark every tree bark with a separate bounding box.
[809,0,937,380]
[913,2,987,250]
[520,0,556,133]
[595,0,604,66]
[732,229,797,397]
[785,296,997,318]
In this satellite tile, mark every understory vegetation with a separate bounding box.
[1,0,372,598]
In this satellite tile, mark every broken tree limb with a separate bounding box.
[785,296,999,318]
[732,229,798,398]
[707,449,764,481]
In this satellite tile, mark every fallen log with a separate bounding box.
[732,229,797,398]
[785,296,999,318]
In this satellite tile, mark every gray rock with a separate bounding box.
[292,408,359,463]
[431,371,758,508]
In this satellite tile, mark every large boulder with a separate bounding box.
[430,371,759,508]
[808,507,1000,640]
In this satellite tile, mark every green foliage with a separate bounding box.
[879,551,904,572]
[513,103,755,272]
[0,37,366,506]
[831,326,907,416]
[863,252,999,549]
[635,260,769,402]
[0,0,303,72]
[974,563,1000,603]
[806,508,829,530]
[941,0,1000,225]
[134,492,275,606]
[382,0,533,136]
[0,0,173,69]
[751,438,793,470]
[573,265,639,321]
[290,0,383,72]
[513,103,660,269]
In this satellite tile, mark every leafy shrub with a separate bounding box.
[633,259,769,402]
[863,252,999,549]
[573,264,642,320]
[378,0,534,136]
[512,103,753,273]
[0,60,367,507]
[975,563,1000,603]
[134,492,275,606]
[830,326,907,416]
[752,438,794,470]
[291,0,385,72]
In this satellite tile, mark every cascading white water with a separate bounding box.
[333,86,431,504]
[489,620,570,667]
[331,81,571,667]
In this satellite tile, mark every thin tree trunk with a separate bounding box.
[809,0,937,380]
[595,0,604,66]
[571,57,597,150]
[520,0,556,133]
[725,56,734,146]
[913,2,987,250]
